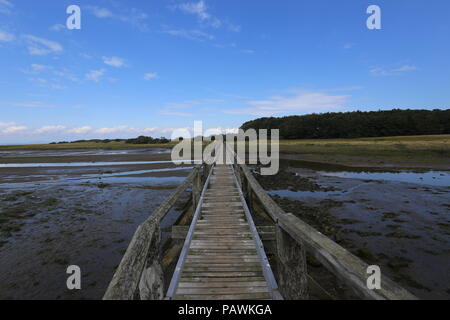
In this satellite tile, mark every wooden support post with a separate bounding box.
[138,225,164,300]
[276,225,309,300]
[192,169,201,210]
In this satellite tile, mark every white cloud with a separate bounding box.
[392,65,417,72]
[85,6,149,31]
[86,6,114,18]
[224,90,350,117]
[241,49,255,54]
[94,126,129,134]
[0,0,13,14]
[102,56,125,68]
[343,43,354,49]
[370,65,417,76]
[144,73,158,80]
[174,1,221,28]
[86,69,106,82]
[34,125,66,134]
[0,122,15,128]
[204,127,239,135]
[67,126,93,134]
[163,28,214,41]
[0,29,14,42]
[228,24,241,32]
[142,127,158,133]
[23,35,63,56]
[172,1,240,32]
[1,125,27,134]
[50,24,66,32]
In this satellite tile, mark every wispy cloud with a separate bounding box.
[0,29,14,42]
[163,27,214,41]
[34,125,67,134]
[85,5,149,31]
[23,35,63,56]
[21,64,51,75]
[1,125,27,134]
[144,73,158,80]
[171,0,240,32]
[0,0,13,15]
[86,69,107,82]
[50,24,66,32]
[102,56,125,68]
[343,43,354,49]
[370,65,417,76]
[67,126,93,134]
[223,90,350,117]
[94,126,130,134]
[174,0,221,28]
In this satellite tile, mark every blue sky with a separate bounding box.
[1,0,449,144]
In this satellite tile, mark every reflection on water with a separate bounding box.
[0,148,171,158]
[0,167,193,187]
[0,160,192,168]
[319,170,450,187]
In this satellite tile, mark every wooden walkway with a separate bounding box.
[166,164,281,300]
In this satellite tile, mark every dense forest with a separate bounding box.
[240,109,450,139]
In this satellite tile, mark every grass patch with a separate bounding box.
[277,134,450,163]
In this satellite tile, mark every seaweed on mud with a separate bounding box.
[1,191,33,202]
[386,232,421,239]
[395,274,431,292]
[254,166,336,192]
[270,194,343,241]
[387,256,413,271]
[355,248,377,263]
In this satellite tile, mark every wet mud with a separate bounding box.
[0,149,189,299]
[254,157,450,300]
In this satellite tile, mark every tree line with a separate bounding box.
[240,109,450,139]
[50,136,170,145]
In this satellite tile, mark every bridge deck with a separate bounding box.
[168,165,279,300]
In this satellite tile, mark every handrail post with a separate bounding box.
[192,168,201,210]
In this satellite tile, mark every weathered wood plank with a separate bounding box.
[176,286,269,295]
[178,281,268,288]
[172,225,275,240]
[179,277,266,283]
[174,293,271,300]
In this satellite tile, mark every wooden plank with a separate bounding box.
[174,293,271,300]
[171,164,277,301]
[178,281,268,288]
[182,266,263,272]
[179,277,266,283]
[186,254,259,260]
[191,239,255,246]
[180,271,263,277]
[202,202,242,207]
[172,226,275,240]
[176,286,269,295]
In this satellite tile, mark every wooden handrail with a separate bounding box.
[103,167,199,300]
[236,162,417,300]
